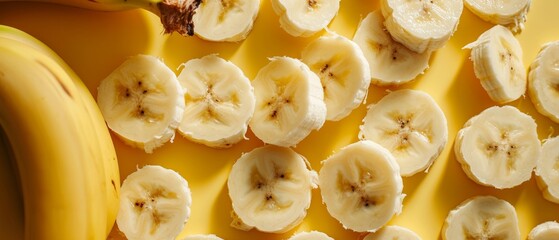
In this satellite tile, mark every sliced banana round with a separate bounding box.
[301,32,371,121]
[227,145,318,233]
[193,0,260,42]
[249,56,326,147]
[442,196,520,240]
[454,105,540,189]
[363,225,421,240]
[380,0,463,53]
[529,41,559,124]
[464,25,526,104]
[177,55,255,148]
[535,136,559,203]
[359,89,448,177]
[271,0,340,37]
[353,10,431,86]
[182,234,224,240]
[97,54,184,153]
[464,0,531,33]
[116,165,192,240]
[528,221,559,240]
[319,140,404,232]
[288,231,334,240]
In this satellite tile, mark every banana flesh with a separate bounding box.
[116,165,192,240]
[288,231,334,240]
[442,196,520,240]
[353,10,431,86]
[380,0,463,53]
[193,0,260,42]
[528,41,559,124]
[359,89,448,177]
[464,0,531,33]
[528,221,559,240]
[249,57,326,147]
[97,55,185,153]
[177,54,255,148]
[301,32,370,121]
[454,105,540,189]
[227,145,318,233]
[271,0,340,37]
[0,25,119,239]
[363,225,421,240]
[535,136,559,203]
[319,141,404,232]
[464,25,526,104]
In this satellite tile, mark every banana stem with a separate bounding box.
[156,0,201,36]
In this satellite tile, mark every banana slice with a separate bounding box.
[319,140,404,232]
[97,54,184,153]
[271,0,340,37]
[227,145,318,233]
[363,226,421,240]
[288,231,334,240]
[528,41,559,124]
[177,55,255,148]
[464,0,531,33]
[193,0,260,42]
[359,89,448,177]
[442,196,520,240]
[535,136,559,203]
[301,32,371,121]
[464,25,526,104]
[116,165,192,240]
[249,56,326,147]
[528,221,559,240]
[182,234,223,240]
[380,0,463,53]
[454,105,540,189]
[353,10,431,86]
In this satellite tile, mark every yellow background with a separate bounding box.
[1,0,559,239]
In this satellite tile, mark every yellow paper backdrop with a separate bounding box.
[1,0,559,239]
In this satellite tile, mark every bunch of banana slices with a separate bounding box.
[92,0,559,238]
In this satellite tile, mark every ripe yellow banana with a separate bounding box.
[0,25,120,239]
[0,0,201,36]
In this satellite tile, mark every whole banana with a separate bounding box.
[0,0,201,36]
[0,25,120,239]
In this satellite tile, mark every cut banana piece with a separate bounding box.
[301,32,371,121]
[359,89,448,177]
[288,231,334,240]
[380,0,463,53]
[454,105,540,189]
[535,136,559,203]
[464,0,531,33]
[353,10,431,86]
[464,25,526,104]
[116,165,192,240]
[193,0,260,42]
[319,140,404,232]
[177,55,255,148]
[271,0,340,37]
[442,196,520,240]
[97,55,184,153]
[227,145,318,233]
[249,56,326,147]
[363,226,421,240]
[528,221,559,240]
[529,41,559,124]
[182,234,224,240]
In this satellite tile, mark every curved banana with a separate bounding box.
[0,0,201,36]
[0,25,120,239]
